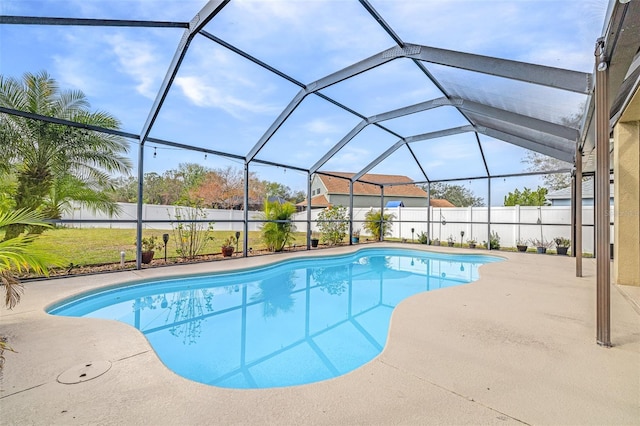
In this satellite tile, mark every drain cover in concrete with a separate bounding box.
[57,360,112,384]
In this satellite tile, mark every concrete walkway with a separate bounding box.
[1,244,638,425]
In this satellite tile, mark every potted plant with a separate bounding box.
[139,235,161,264]
[431,237,440,246]
[310,232,320,248]
[221,236,236,257]
[417,231,429,244]
[533,238,551,254]
[554,237,571,255]
[467,238,477,249]
[447,235,455,247]
[351,229,360,244]
[516,238,529,252]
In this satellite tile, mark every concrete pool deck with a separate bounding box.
[1,243,639,425]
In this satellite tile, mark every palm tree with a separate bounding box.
[40,173,121,220]
[363,209,395,241]
[0,71,132,239]
[259,200,297,252]
[0,209,60,309]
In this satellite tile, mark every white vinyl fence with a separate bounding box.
[295,205,606,253]
[62,202,264,232]
[63,203,610,253]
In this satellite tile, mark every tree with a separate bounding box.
[425,182,484,207]
[363,209,395,240]
[259,200,297,252]
[110,176,138,203]
[289,190,306,204]
[264,182,292,200]
[0,71,131,239]
[317,205,348,245]
[190,166,265,209]
[504,186,548,206]
[523,152,572,191]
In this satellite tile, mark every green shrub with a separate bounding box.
[417,231,429,244]
[169,200,215,259]
[484,230,500,250]
[317,205,348,245]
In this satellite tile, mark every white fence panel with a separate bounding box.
[64,202,606,253]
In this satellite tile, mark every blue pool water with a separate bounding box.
[49,248,501,389]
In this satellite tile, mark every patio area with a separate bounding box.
[2,244,638,425]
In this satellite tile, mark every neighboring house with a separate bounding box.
[546,178,614,206]
[297,172,454,209]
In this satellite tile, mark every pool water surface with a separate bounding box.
[49,248,501,388]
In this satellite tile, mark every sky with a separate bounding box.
[0,0,610,205]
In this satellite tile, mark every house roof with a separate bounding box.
[318,172,427,198]
[430,199,455,208]
[296,194,330,208]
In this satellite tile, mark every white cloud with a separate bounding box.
[52,55,97,96]
[174,75,278,118]
[105,34,164,99]
[304,119,341,135]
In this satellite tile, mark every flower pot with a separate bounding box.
[468,243,476,249]
[311,238,319,248]
[517,245,528,252]
[141,250,154,264]
[556,246,568,255]
[351,236,359,244]
[536,247,547,254]
[447,242,455,247]
[221,246,234,257]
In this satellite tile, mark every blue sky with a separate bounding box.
[1,0,609,204]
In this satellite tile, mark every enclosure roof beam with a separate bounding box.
[405,125,475,144]
[146,137,245,161]
[454,97,580,141]
[478,127,574,163]
[353,138,408,182]
[249,158,309,174]
[309,120,369,173]
[310,97,453,174]
[412,168,573,185]
[139,0,229,145]
[200,29,405,160]
[0,16,188,28]
[352,125,475,182]
[408,43,592,94]
[0,107,139,139]
[247,45,419,162]
[369,97,454,122]
[246,89,307,162]
[304,45,416,93]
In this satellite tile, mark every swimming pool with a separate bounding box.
[49,247,501,389]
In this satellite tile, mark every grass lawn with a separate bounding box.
[28,227,310,267]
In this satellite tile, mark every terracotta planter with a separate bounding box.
[517,245,528,252]
[221,246,234,257]
[141,250,154,264]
